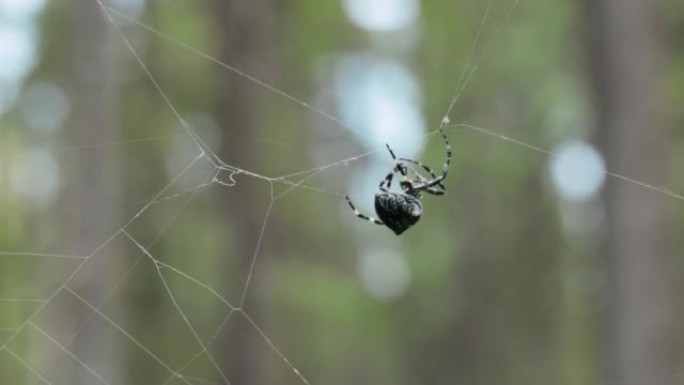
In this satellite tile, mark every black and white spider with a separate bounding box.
[345,127,451,235]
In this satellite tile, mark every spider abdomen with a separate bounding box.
[375,192,422,235]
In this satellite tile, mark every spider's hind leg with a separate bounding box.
[345,195,384,225]
[409,166,446,195]
[399,157,447,191]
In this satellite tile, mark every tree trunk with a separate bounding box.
[68,0,121,383]
[585,0,672,384]
[211,1,284,384]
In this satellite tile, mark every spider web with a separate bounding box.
[1,0,682,384]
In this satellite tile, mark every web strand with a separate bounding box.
[65,287,193,385]
[30,322,111,385]
[102,5,355,135]
[123,230,232,385]
[1,347,53,385]
[161,311,237,385]
[452,123,684,201]
[238,184,274,308]
[93,0,219,168]
[442,0,495,121]
[242,312,311,385]
[48,133,190,153]
[99,1,683,202]
[0,252,87,260]
[1,152,205,382]
[29,172,219,384]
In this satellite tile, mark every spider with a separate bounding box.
[345,127,451,235]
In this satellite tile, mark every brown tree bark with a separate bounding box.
[585,0,672,384]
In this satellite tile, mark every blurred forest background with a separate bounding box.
[1,0,684,384]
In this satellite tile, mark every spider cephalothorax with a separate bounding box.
[345,127,451,235]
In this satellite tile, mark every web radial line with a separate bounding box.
[454,123,684,200]
[51,133,190,153]
[272,130,450,199]
[154,261,236,309]
[132,166,219,217]
[2,153,202,355]
[0,298,46,303]
[1,125,205,377]
[121,231,232,385]
[183,376,224,385]
[161,311,237,385]
[148,180,216,205]
[214,166,281,187]
[603,172,684,199]
[0,232,121,350]
[0,252,87,260]
[275,126,449,183]
[274,166,335,201]
[271,178,340,197]
[37,173,218,383]
[93,0,220,168]
[153,264,231,385]
[238,184,275,308]
[103,5,354,134]
[241,311,310,385]
[122,153,205,229]
[272,128,450,197]
[64,287,193,385]
[1,346,53,385]
[216,164,339,197]
[442,0,495,121]
[29,322,110,385]
[453,123,552,155]
[274,149,379,180]
[443,0,521,125]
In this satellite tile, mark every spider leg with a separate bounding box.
[385,143,418,189]
[345,195,384,225]
[386,144,412,177]
[423,186,446,196]
[399,158,447,191]
[389,142,447,192]
[411,126,452,191]
[379,165,410,192]
[385,144,398,161]
[379,146,410,192]
[409,168,446,195]
[379,171,394,192]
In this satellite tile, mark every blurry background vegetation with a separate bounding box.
[1,0,683,384]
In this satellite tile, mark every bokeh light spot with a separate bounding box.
[9,148,61,208]
[343,0,419,32]
[358,249,411,301]
[550,140,606,202]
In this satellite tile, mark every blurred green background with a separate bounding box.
[1,0,683,384]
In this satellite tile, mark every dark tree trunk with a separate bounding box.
[68,0,121,383]
[211,1,284,384]
[585,0,672,384]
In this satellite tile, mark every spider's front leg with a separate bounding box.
[411,171,446,196]
[378,168,399,192]
[379,163,410,192]
[399,157,447,192]
[345,195,384,225]
[381,144,411,192]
